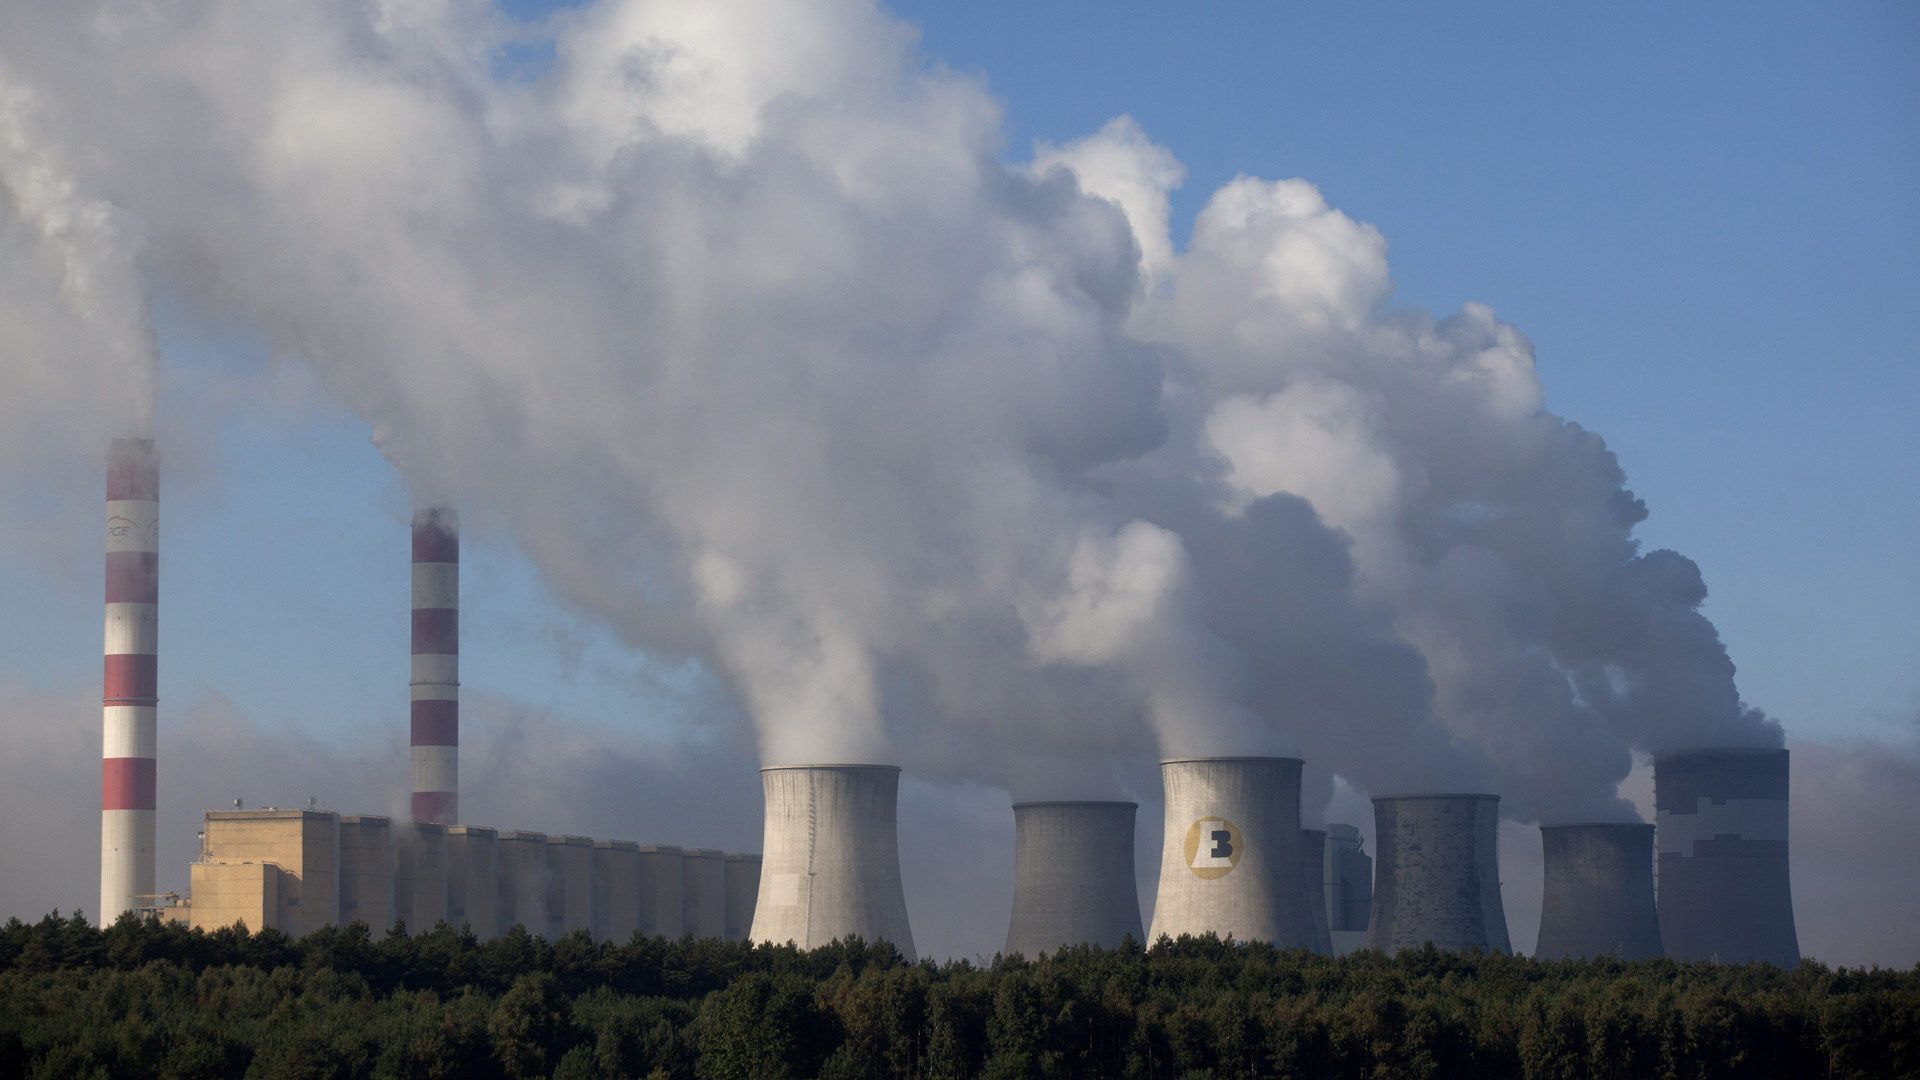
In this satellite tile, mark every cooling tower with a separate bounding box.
[1324,823,1372,955]
[1366,795,1511,954]
[1535,823,1662,960]
[1148,758,1318,949]
[750,764,916,960]
[1299,828,1333,956]
[1004,801,1145,957]
[636,844,684,938]
[1655,749,1798,965]
[723,853,761,943]
[102,438,159,922]
[410,507,458,824]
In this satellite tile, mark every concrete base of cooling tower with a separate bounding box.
[750,765,917,961]
[1536,823,1662,961]
[1366,795,1510,954]
[1004,801,1144,957]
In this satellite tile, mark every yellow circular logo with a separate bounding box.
[1183,818,1242,879]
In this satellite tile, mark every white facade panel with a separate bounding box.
[102,705,157,759]
[100,808,156,921]
[411,745,458,793]
[103,602,159,655]
[105,500,159,553]
[411,562,459,609]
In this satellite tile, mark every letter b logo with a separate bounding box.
[1184,818,1243,879]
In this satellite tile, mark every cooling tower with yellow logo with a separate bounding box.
[1147,757,1319,949]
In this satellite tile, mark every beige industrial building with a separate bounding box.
[179,807,757,942]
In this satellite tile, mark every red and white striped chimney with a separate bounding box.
[102,438,158,922]
[411,507,458,824]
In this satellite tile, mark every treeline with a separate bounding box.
[2,912,1916,1080]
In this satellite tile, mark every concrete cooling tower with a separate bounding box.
[102,438,159,922]
[1535,823,1663,961]
[1366,795,1511,954]
[1298,828,1334,956]
[1655,749,1798,966]
[1148,758,1318,950]
[750,765,916,960]
[1004,801,1145,957]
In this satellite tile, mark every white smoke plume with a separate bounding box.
[0,0,1780,852]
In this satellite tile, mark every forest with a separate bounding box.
[2,911,1915,1080]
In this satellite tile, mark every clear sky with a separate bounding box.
[0,0,1914,963]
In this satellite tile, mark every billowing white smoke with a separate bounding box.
[0,0,1777,825]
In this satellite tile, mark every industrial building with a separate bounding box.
[82,440,1811,967]
[1298,829,1333,955]
[1536,822,1662,961]
[1655,748,1799,965]
[1004,801,1145,957]
[750,764,916,960]
[1322,824,1372,954]
[1366,794,1510,954]
[1148,757,1319,950]
[177,807,759,941]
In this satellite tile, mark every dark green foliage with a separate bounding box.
[2,911,1915,1079]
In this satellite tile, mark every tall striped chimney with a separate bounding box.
[410,507,458,824]
[102,438,159,922]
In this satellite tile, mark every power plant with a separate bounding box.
[73,440,1813,966]
[750,765,916,961]
[1004,801,1145,957]
[1366,795,1511,954]
[102,438,160,923]
[103,474,760,941]
[1535,823,1662,960]
[1148,757,1318,950]
[1655,749,1798,965]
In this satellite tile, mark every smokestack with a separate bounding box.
[1654,748,1798,965]
[1536,823,1662,960]
[1298,828,1333,955]
[1004,801,1145,957]
[749,764,916,961]
[410,507,458,824]
[1148,757,1318,949]
[1366,795,1511,954]
[102,437,158,923]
